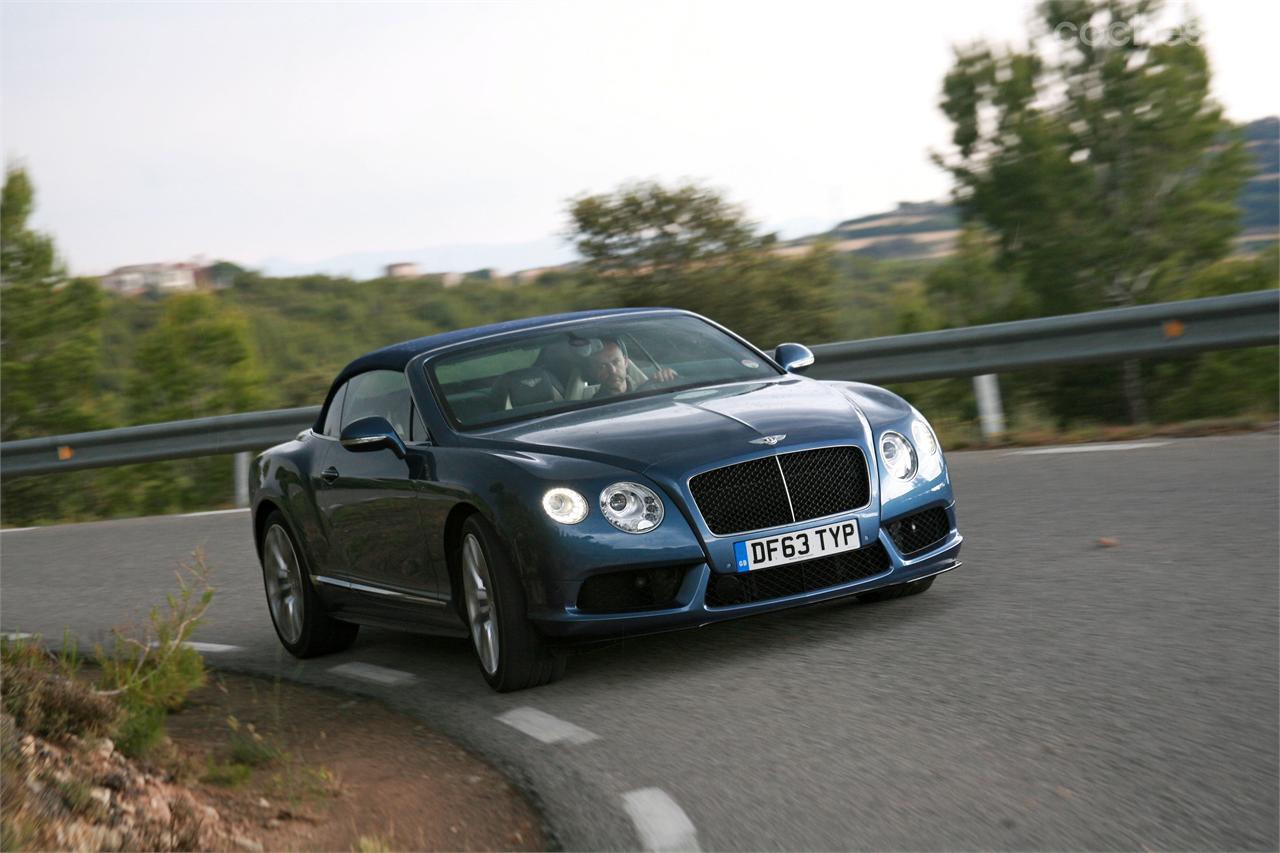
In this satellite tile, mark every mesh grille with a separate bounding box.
[778,446,871,522]
[577,565,686,614]
[885,506,950,557]
[705,542,891,607]
[689,446,870,536]
[688,456,792,536]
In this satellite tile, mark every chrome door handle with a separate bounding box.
[321,466,340,483]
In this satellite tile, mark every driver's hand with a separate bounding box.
[651,367,679,383]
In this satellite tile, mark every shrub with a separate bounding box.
[95,551,215,756]
[0,638,118,743]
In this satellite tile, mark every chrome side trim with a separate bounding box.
[313,575,447,607]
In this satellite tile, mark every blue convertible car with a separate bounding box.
[251,309,962,691]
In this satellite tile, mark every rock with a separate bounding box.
[89,786,112,808]
[232,833,265,851]
[145,794,171,826]
[100,771,128,791]
[101,826,124,850]
[90,738,115,761]
[256,797,271,809]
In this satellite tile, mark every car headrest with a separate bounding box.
[494,367,565,407]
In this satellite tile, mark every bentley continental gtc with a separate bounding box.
[251,309,963,691]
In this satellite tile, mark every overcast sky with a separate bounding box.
[3,0,1277,277]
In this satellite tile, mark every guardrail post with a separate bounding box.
[234,451,251,508]
[973,374,1006,440]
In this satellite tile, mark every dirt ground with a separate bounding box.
[164,671,545,852]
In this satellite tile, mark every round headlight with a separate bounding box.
[599,482,664,533]
[542,487,588,524]
[880,431,918,480]
[911,419,938,456]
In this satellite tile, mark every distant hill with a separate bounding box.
[784,116,1278,262]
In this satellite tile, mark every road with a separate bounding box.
[4,433,1278,851]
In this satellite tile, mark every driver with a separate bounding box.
[588,339,678,398]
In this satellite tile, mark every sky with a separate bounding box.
[2,0,1277,278]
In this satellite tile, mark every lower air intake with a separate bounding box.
[705,542,891,607]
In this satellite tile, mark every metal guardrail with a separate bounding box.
[1,407,319,478]
[2,290,1276,479]
[805,288,1280,383]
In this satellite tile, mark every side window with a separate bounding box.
[321,383,347,437]
[343,370,412,440]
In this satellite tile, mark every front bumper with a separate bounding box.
[532,502,962,640]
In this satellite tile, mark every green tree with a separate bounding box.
[126,292,262,424]
[1,168,112,524]
[567,180,838,345]
[935,0,1251,421]
[123,293,264,515]
[1,168,106,439]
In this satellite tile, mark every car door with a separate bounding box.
[314,369,440,595]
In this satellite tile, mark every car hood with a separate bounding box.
[465,378,877,474]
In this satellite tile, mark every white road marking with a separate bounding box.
[496,706,599,745]
[148,640,243,653]
[183,641,241,653]
[622,788,701,852]
[328,662,417,686]
[179,508,250,518]
[1007,441,1170,456]
[2,632,34,641]
[0,527,36,533]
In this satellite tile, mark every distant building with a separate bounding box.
[384,262,422,279]
[440,272,465,288]
[100,263,197,296]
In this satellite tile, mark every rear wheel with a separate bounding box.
[458,515,565,692]
[260,511,358,657]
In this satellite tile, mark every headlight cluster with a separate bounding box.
[541,487,588,524]
[540,481,665,533]
[880,419,939,480]
[599,482,664,533]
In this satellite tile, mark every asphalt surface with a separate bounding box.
[3,433,1278,851]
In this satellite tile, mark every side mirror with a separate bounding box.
[340,416,407,459]
[774,342,815,374]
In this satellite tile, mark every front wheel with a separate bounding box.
[260,512,358,658]
[458,516,565,692]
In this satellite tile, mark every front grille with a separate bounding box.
[705,542,890,607]
[577,565,687,613]
[689,446,870,536]
[885,506,950,557]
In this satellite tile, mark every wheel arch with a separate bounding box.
[253,498,284,561]
[442,502,482,618]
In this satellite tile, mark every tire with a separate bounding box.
[260,511,359,658]
[457,515,565,692]
[858,575,935,604]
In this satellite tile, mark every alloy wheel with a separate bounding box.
[263,524,305,644]
[461,532,500,675]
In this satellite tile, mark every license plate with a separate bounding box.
[733,519,861,571]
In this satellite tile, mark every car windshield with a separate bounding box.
[429,314,782,428]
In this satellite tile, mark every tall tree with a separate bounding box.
[1,168,106,439]
[567,181,838,345]
[935,0,1250,421]
[126,292,262,424]
[1,168,111,524]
